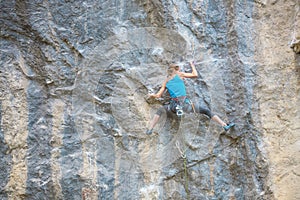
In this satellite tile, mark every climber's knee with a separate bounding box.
[155,106,167,116]
[197,106,213,118]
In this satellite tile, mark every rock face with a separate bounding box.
[0,0,299,199]
[254,1,300,200]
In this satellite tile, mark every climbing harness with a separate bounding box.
[175,104,183,116]
[170,97,196,117]
[169,97,185,117]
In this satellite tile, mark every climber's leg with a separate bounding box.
[146,106,167,135]
[211,115,235,131]
[194,103,235,131]
[211,115,227,127]
[146,114,160,135]
[194,104,213,119]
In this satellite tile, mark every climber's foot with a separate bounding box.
[223,122,235,131]
[146,129,153,135]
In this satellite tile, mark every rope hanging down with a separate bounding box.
[176,140,190,200]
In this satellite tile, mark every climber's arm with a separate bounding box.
[149,80,167,98]
[179,61,198,78]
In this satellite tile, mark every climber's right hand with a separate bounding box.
[147,93,157,98]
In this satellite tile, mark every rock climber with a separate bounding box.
[145,61,235,135]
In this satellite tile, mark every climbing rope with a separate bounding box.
[174,100,199,200]
[183,155,190,200]
[175,140,190,199]
[176,141,190,199]
[175,140,187,159]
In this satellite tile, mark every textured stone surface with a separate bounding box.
[0,0,299,199]
[254,1,300,200]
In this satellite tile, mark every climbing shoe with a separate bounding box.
[146,129,153,135]
[223,122,235,131]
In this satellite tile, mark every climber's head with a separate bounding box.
[167,63,180,77]
[169,63,180,71]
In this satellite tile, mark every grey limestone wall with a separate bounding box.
[1,0,299,199]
